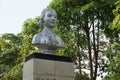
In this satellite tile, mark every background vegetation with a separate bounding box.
[0,0,120,80]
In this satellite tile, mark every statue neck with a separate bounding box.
[43,26,55,35]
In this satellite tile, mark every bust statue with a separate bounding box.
[32,8,64,54]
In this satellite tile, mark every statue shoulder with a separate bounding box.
[32,33,42,44]
[33,33,42,38]
[56,35,64,47]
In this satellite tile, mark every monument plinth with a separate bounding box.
[23,53,74,80]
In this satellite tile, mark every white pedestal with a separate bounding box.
[23,53,74,80]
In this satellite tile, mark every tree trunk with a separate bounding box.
[93,14,100,80]
[77,25,82,79]
[85,21,93,80]
[87,32,93,80]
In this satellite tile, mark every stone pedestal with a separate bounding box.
[23,53,74,80]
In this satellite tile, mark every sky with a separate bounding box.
[0,0,52,34]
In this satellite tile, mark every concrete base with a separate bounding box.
[23,53,74,80]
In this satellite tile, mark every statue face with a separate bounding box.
[43,10,57,28]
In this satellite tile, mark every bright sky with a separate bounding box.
[0,0,52,34]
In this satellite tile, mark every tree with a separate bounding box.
[49,0,117,80]
[103,0,120,80]
[0,17,40,79]
[0,33,23,78]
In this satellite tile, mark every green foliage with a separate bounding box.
[109,0,120,31]
[110,3,120,30]
[21,17,40,57]
[0,17,40,79]
[80,1,95,11]
[1,63,23,80]
[102,1,120,80]
[0,33,23,77]
[74,73,89,80]
[22,17,40,36]
[103,42,120,80]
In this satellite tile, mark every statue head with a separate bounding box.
[39,8,57,29]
